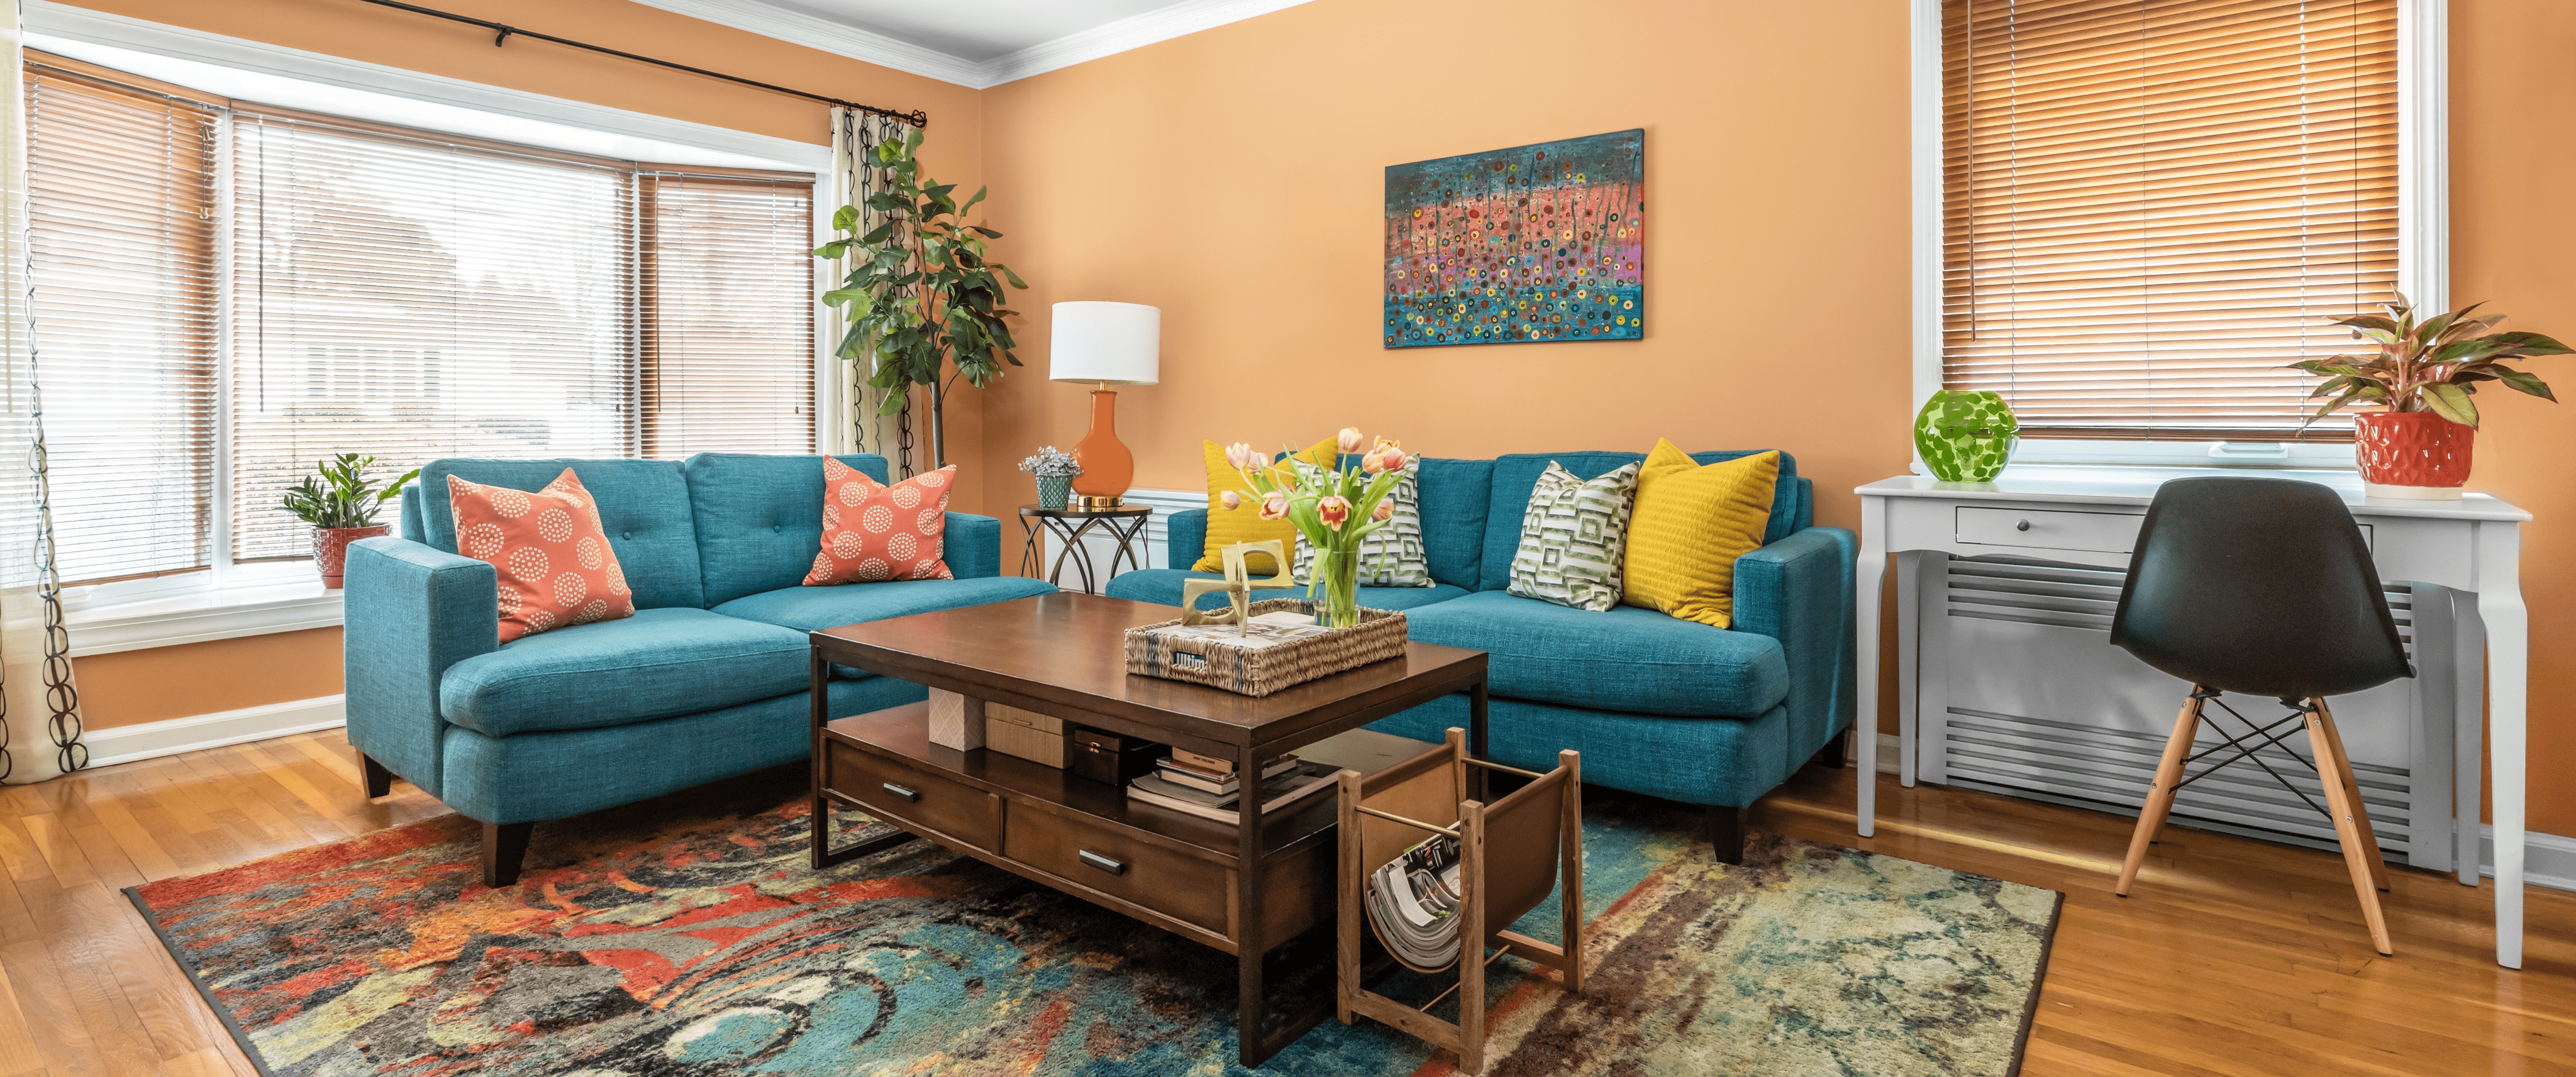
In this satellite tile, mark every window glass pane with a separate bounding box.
[638,173,815,458]
[24,70,218,585]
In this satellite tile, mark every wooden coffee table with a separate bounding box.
[806,592,1489,1067]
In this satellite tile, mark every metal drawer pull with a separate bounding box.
[1079,850,1126,876]
[881,782,919,803]
[2016,519,2031,531]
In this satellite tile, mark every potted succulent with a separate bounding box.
[2294,294,2570,499]
[281,453,420,588]
[1019,446,1082,510]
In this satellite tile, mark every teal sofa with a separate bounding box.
[1103,451,1857,861]
[343,453,1056,885]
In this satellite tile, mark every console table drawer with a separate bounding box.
[1956,506,2141,553]
[826,739,1000,848]
[1006,807,1230,936]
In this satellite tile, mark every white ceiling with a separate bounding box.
[625,0,1314,89]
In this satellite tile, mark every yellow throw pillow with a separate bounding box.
[1621,441,1780,629]
[1195,436,1338,574]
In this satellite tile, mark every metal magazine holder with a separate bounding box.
[1333,728,1586,1073]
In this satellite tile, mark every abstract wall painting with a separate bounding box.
[1384,128,1643,349]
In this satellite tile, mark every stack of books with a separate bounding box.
[1126,747,1333,822]
[1365,832,1465,969]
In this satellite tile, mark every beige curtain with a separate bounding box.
[0,0,86,784]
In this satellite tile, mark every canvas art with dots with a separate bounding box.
[1384,128,1643,349]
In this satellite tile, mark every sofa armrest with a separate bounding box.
[1167,508,1208,570]
[1733,526,1857,760]
[945,512,1002,579]
[344,536,499,801]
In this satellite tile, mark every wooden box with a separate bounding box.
[987,702,1070,768]
[1070,726,1165,787]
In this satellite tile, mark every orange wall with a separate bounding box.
[57,0,983,727]
[74,629,345,729]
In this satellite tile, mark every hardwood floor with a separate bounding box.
[0,731,2566,1076]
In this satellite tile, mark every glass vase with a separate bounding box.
[1313,546,1362,629]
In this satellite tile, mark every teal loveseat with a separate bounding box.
[343,453,1056,885]
[1103,451,1857,861]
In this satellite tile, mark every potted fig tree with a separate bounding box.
[281,453,419,588]
[2294,295,2570,499]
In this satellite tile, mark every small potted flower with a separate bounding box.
[2293,294,2570,499]
[280,453,419,588]
[1019,446,1082,510]
[1214,427,1406,628]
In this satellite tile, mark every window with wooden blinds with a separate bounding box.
[638,172,816,458]
[228,110,640,562]
[1940,0,2399,440]
[24,69,219,585]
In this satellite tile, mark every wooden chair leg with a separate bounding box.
[2118,690,2206,895]
[2310,699,2391,893]
[360,753,394,799]
[482,821,535,888]
[2306,702,2394,955]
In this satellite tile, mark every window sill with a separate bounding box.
[62,575,343,657]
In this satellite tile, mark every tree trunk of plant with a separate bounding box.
[928,377,947,470]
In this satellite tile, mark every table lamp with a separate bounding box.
[1050,301,1160,509]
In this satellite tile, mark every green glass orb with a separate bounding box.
[1914,390,2020,482]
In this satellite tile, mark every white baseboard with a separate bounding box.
[81,695,345,768]
[1859,732,2576,892]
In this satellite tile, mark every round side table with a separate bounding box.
[1018,504,1153,594]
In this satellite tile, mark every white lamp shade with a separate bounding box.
[1050,301,1160,385]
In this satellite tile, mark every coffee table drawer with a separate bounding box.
[1006,807,1230,935]
[826,739,1000,848]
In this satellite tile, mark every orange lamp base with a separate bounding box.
[1070,389,1134,504]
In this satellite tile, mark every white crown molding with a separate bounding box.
[625,0,1314,89]
[619,0,989,87]
[979,0,1317,86]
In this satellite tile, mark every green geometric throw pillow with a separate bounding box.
[1506,461,1641,612]
[1289,455,1433,587]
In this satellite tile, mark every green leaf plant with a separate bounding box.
[813,128,1028,469]
[2292,293,2572,429]
[279,453,419,530]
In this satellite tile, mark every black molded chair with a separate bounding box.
[2107,477,2412,955]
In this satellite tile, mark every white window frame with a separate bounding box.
[27,4,835,654]
[1907,0,2446,474]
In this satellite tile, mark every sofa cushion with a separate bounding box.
[714,574,1057,643]
[1416,457,1492,590]
[1477,450,1801,593]
[419,458,707,610]
[1102,568,1470,612]
[1402,590,1787,718]
[438,607,809,737]
[682,453,893,606]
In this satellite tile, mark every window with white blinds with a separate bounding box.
[229,111,640,562]
[16,56,819,582]
[639,173,816,458]
[25,70,218,583]
[1941,0,2399,440]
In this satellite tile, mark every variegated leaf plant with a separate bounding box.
[2293,294,2572,429]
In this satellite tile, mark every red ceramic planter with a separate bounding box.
[2353,411,2473,499]
[313,524,390,588]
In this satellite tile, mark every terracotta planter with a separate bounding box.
[313,524,390,588]
[2353,411,2473,500]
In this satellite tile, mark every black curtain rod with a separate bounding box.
[349,0,929,126]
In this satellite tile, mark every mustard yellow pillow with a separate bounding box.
[1620,441,1780,629]
[1195,436,1338,574]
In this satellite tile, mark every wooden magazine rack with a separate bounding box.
[1333,729,1585,1074]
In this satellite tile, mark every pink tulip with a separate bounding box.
[1317,495,1351,526]
[1336,427,1366,453]
[1372,499,1394,522]
[1258,491,1291,521]
[1224,442,1257,470]
[1362,440,1408,475]
[1220,490,1243,511]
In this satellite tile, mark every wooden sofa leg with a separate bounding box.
[482,822,535,888]
[1707,805,1746,865]
[1809,729,1852,770]
[360,753,394,799]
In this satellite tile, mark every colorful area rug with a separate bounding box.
[128,766,2060,1076]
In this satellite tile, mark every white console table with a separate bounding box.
[1853,468,2530,969]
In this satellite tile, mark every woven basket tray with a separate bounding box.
[1124,598,1409,697]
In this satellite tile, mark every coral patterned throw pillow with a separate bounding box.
[805,460,955,585]
[447,468,635,643]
